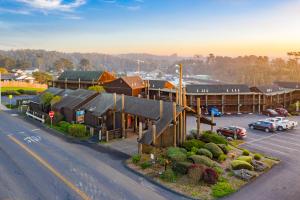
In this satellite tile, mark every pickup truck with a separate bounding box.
[265,117,298,131]
[274,117,298,129]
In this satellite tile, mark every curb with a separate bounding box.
[123,160,198,200]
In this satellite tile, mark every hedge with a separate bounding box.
[167,147,187,162]
[201,131,228,145]
[231,160,254,171]
[172,161,193,174]
[204,143,224,158]
[197,148,213,159]
[237,156,253,163]
[182,139,205,151]
[218,144,230,154]
[189,155,216,167]
[68,124,87,138]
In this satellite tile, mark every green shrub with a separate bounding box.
[203,168,219,184]
[57,121,70,132]
[254,153,262,160]
[189,155,216,167]
[187,164,206,183]
[231,160,254,171]
[187,151,196,157]
[68,124,88,137]
[172,161,193,174]
[204,143,224,158]
[191,147,198,153]
[212,181,236,198]
[197,148,213,159]
[131,154,141,164]
[213,166,224,175]
[160,168,176,182]
[237,156,252,163]
[167,147,187,162]
[201,131,228,145]
[179,148,187,154]
[242,149,250,156]
[182,139,205,151]
[218,144,230,154]
[140,161,152,169]
[218,154,227,162]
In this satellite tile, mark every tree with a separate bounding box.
[32,72,53,84]
[79,58,91,71]
[41,92,54,107]
[0,57,16,69]
[88,85,105,93]
[54,58,74,72]
[50,96,62,107]
[0,67,8,74]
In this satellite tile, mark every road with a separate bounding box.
[188,114,300,200]
[0,110,187,200]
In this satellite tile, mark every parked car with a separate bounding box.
[216,126,247,139]
[262,109,279,117]
[274,117,298,129]
[275,108,289,117]
[265,118,292,131]
[208,107,222,117]
[248,121,276,132]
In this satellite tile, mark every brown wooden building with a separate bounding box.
[274,81,300,103]
[49,71,116,89]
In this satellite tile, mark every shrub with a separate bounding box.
[204,143,224,158]
[218,154,227,162]
[57,121,70,132]
[237,156,252,163]
[167,147,187,162]
[160,168,176,182]
[212,181,236,198]
[140,161,152,169]
[231,160,254,171]
[218,144,230,154]
[172,161,193,174]
[17,89,37,95]
[191,147,198,154]
[182,139,205,151]
[88,85,105,93]
[201,131,228,145]
[242,149,250,156]
[203,168,219,184]
[179,148,187,154]
[131,154,141,164]
[68,124,87,137]
[46,112,64,125]
[187,164,206,183]
[197,148,213,159]
[189,155,216,167]
[254,153,262,160]
[213,166,224,175]
[187,151,196,158]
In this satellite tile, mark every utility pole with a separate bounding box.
[0,72,1,110]
[137,60,144,75]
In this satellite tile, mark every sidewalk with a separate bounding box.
[0,104,10,111]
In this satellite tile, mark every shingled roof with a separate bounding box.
[186,84,251,94]
[30,87,65,104]
[274,81,300,89]
[121,76,145,89]
[58,71,104,82]
[251,85,286,94]
[148,80,175,89]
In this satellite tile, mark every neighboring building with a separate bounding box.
[104,76,146,96]
[274,81,300,102]
[49,71,116,89]
[1,73,16,81]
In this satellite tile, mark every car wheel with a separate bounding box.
[265,128,270,133]
[278,126,283,131]
[250,125,254,129]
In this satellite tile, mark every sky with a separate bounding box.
[0,0,300,57]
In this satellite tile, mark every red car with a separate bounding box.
[216,126,247,139]
[262,109,279,117]
[275,108,289,117]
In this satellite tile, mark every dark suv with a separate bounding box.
[248,121,276,132]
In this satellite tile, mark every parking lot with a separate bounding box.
[187,114,300,200]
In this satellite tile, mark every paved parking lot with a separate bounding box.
[187,114,300,200]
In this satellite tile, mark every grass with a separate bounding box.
[1,87,46,92]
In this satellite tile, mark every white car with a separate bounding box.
[265,117,297,131]
[274,117,298,129]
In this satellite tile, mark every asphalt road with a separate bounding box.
[0,110,188,200]
[188,114,300,200]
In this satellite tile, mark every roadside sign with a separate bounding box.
[49,111,55,118]
[76,110,85,124]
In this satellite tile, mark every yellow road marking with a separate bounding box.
[8,135,90,200]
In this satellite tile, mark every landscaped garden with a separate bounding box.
[127,131,279,200]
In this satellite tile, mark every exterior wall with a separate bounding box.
[104,79,133,96]
[98,71,116,84]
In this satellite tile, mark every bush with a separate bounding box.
[187,164,205,183]
[212,181,236,198]
[160,168,176,182]
[189,155,216,167]
[179,148,187,154]
[191,147,198,154]
[237,156,252,163]
[204,143,224,159]
[182,139,205,151]
[218,144,230,154]
[218,154,227,162]
[167,147,187,162]
[231,160,254,171]
[172,161,193,175]
[68,124,87,137]
[254,153,262,160]
[201,131,228,145]
[242,149,250,156]
[203,168,219,184]
[140,161,152,169]
[131,154,141,164]
[57,121,71,132]
[46,112,64,125]
[17,89,37,95]
[187,151,196,158]
[213,166,224,175]
[197,148,213,159]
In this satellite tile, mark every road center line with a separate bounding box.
[8,135,90,200]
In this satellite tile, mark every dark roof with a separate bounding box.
[274,81,300,89]
[252,85,285,94]
[58,71,104,82]
[81,93,121,116]
[186,84,251,94]
[54,89,97,110]
[148,80,175,89]
[30,87,64,104]
[1,73,16,80]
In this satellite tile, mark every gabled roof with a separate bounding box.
[58,71,104,82]
[148,80,175,89]
[274,81,300,89]
[120,76,145,89]
[186,84,251,94]
[30,87,65,104]
[251,85,285,94]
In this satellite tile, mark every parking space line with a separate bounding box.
[282,132,300,138]
[269,136,300,148]
[243,143,289,156]
[244,134,278,144]
[256,140,300,153]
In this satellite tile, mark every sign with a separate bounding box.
[8,95,13,99]
[49,111,55,118]
[76,110,85,124]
